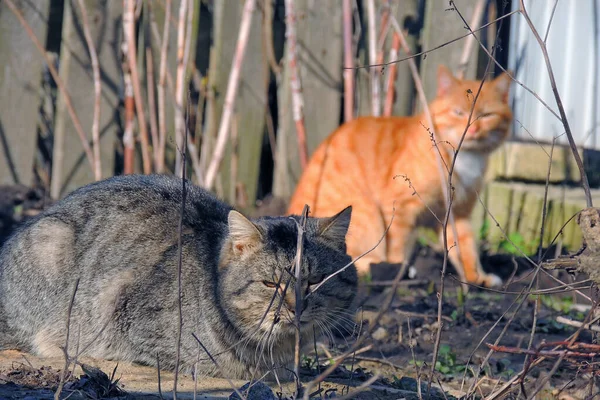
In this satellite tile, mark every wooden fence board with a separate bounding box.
[51,0,122,198]
[273,0,343,199]
[0,0,51,186]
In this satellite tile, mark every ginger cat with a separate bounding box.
[288,65,512,287]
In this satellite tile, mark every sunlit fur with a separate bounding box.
[288,65,512,287]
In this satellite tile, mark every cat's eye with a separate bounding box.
[453,109,465,117]
[262,280,278,288]
[480,112,494,118]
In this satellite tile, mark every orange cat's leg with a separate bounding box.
[385,221,416,266]
[441,218,501,287]
[345,202,387,276]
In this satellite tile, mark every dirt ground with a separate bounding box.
[0,185,597,399]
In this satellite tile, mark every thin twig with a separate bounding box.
[518,0,593,208]
[263,0,281,76]
[156,0,172,173]
[54,278,80,400]
[157,353,164,400]
[333,374,381,400]
[543,0,560,44]
[308,206,395,297]
[174,0,190,176]
[204,0,256,189]
[383,32,400,117]
[125,0,152,174]
[172,92,190,400]
[4,0,95,176]
[76,0,102,181]
[353,10,518,71]
[145,3,160,167]
[293,205,309,397]
[191,334,246,400]
[342,0,354,122]
[456,0,485,79]
[303,257,408,400]
[285,0,309,170]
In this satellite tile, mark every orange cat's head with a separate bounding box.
[431,65,512,153]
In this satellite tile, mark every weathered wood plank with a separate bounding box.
[0,0,51,186]
[419,0,479,100]
[204,1,267,207]
[51,0,121,197]
[273,0,343,199]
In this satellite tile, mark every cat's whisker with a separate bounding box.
[318,315,353,347]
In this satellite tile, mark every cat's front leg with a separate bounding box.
[441,217,502,288]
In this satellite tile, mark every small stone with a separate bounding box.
[372,326,389,341]
[229,381,277,400]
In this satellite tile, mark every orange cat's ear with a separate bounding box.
[228,211,263,256]
[437,65,457,97]
[493,71,512,103]
[317,206,352,248]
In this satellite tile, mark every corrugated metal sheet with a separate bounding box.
[508,0,600,150]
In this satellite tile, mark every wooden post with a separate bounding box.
[52,0,121,197]
[0,0,51,186]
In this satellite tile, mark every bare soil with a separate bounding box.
[0,186,597,399]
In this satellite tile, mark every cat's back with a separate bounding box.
[0,174,231,298]
[288,116,419,214]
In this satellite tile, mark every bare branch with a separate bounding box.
[204,0,256,189]
[383,32,400,117]
[285,0,309,169]
[293,205,309,397]
[456,0,486,79]
[174,0,190,176]
[156,0,172,173]
[54,278,80,400]
[145,4,160,168]
[366,0,380,116]
[125,0,152,174]
[342,0,355,122]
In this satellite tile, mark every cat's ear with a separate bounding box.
[228,211,263,256]
[317,206,352,248]
[493,71,512,103]
[437,65,456,97]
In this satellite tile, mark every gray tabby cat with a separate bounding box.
[0,174,357,379]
